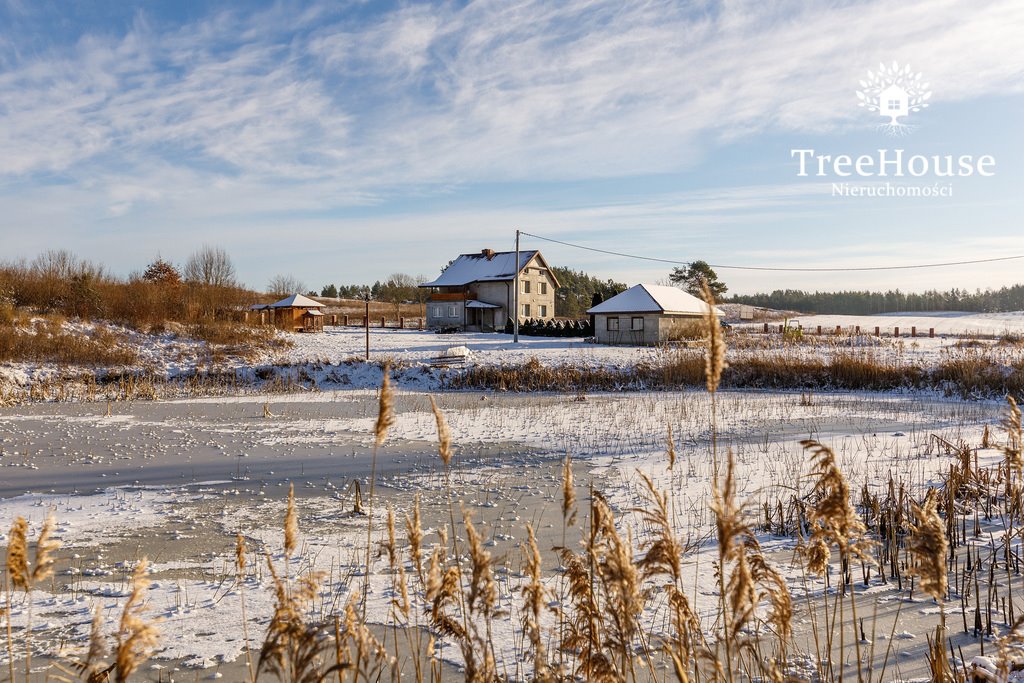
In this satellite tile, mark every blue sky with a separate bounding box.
[1,0,1022,295]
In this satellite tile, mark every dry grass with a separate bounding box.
[0,317,138,366]
[450,345,1024,397]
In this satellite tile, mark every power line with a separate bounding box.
[519,231,1024,273]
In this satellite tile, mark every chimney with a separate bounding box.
[481,248,495,260]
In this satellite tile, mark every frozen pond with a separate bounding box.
[0,388,1009,680]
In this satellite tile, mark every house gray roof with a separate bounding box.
[269,294,325,308]
[421,250,543,287]
[587,284,722,315]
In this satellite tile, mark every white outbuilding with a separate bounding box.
[587,284,721,345]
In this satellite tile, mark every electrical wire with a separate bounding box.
[518,230,1024,273]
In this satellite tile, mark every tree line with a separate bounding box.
[660,260,1024,315]
[551,266,627,318]
[728,285,1024,314]
[0,246,250,327]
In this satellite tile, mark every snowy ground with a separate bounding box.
[0,388,1012,680]
[3,311,1024,399]
[777,311,1024,337]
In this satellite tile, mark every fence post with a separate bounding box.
[835,325,842,335]
[817,325,822,335]
[855,325,861,334]
[929,328,935,338]
[911,326,916,337]
[400,317,405,328]
[894,326,899,337]
[380,316,386,328]
[778,324,784,334]
[875,326,880,336]
[344,315,349,326]
[763,323,769,333]
[419,318,423,330]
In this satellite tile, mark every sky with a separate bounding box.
[1,0,1022,296]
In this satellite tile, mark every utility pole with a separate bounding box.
[364,294,370,360]
[513,229,520,343]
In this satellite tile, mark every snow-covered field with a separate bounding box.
[0,387,1013,680]
[284,310,1024,369]
[779,310,1024,337]
[3,311,1024,399]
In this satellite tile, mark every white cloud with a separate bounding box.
[2,0,1021,185]
[0,0,1022,291]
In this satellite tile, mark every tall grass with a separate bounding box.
[6,361,1024,682]
[450,346,1023,397]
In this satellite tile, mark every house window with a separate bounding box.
[631,317,644,331]
[607,317,619,331]
[448,305,458,318]
[522,280,531,294]
[540,282,547,295]
[887,99,900,111]
[539,305,547,317]
[522,304,531,317]
[432,306,441,318]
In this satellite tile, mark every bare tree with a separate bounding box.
[378,273,420,318]
[266,274,305,297]
[183,245,236,288]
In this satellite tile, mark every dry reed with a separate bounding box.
[374,362,394,448]
[113,558,161,682]
[521,524,551,683]
[284,483,298,559]
[429,395,453,467]
[701,281,727,394]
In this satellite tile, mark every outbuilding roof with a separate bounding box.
[269,294,325,309]
[421,250,558,288]
[587,284,722,316]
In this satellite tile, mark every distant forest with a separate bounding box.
[551,266,627,318]
[729,284,1024,315]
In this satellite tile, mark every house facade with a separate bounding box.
[420,249,559,331]
[587,284,719,345]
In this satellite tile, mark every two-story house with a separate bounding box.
[419,249,559,331]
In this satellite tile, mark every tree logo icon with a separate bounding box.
[856,62,932,136]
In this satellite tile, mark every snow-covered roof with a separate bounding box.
[587,284,722,316]
[421,250,548,287]
[466,300,502,309]
[269,294,325,309]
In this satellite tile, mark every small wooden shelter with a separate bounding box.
[252,294,325,332]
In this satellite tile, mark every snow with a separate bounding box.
[587,283,720,315]
[0,387,1012,678]
[755,310,1024,337]
[4,310,1024,401]
[420,250,538,287]
[267,294,324,308]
